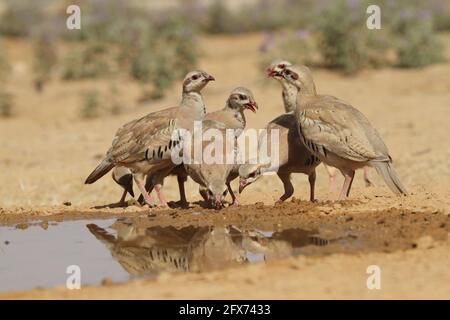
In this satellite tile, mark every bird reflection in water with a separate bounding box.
[86,219,327,276]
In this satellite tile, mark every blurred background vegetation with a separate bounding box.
[0,0,448,117]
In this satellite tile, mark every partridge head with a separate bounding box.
[279,65,317,95]
[182,70,215,93]
[207,177,229,210]
[238,163,263,193]
[227,87,258,113]
[267,59,292,81]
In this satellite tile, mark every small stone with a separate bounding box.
[4,240,10,245]
[15,223,28,230]
[39,221,49,230]
[63,201,72,206]
[255,202,264,209]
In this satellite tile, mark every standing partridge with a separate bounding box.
[85,70,215,206]
[267,59,373,192]
[277,65,406,200]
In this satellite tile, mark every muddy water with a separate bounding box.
[0,219,129,292]
[0,216,356,292]
[1,204,448,293]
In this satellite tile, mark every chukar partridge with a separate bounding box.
[267,59,373,192]
[184,119,240,209]
[239,112,320,203]
[85,70,215,206]
[276,65,406,200]
[198,88,257,207]
[142,87,258,208]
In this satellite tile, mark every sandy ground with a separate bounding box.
[0,33,449,299]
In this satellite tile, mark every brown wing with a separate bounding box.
[107,107,181,164]
[299,95,390,162]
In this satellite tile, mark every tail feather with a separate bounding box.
[370,161,407,195]
[86,224,116,248]
[85,159,114,184]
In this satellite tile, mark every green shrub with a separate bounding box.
[204,0,236,34]
[201,0,315,34]
[108,84,123,116]
[117,15,197,101]
[0,41,10,83]
[315,1,388,74]
[58,1,198,99]
[0,1,43,37]
[162,18,198,78]
[61,41,111,80]
[434,10,450,31]
[32,33,57,92]
[391,10,445,68]
[259,30,318,71]
[80,90,100,119]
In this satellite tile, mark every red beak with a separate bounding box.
[268,70,281,77]
[245,101,258,113]
[214,195,223,210]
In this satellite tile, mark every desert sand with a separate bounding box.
[0,33,449,299]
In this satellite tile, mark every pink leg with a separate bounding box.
[363,166,373,187]
[325,164,338,193]
[154,184,168,207]
[227,182,239,206]
[338,170,355,201]
[134,174,156,207]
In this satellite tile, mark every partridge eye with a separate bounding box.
[239,94,246,100]
[192,74,199,80]
[278,64,286,69]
